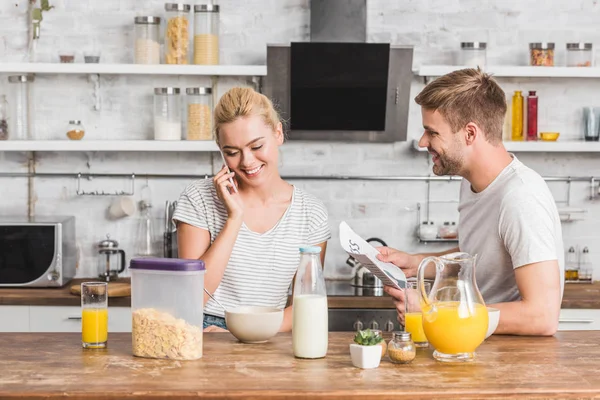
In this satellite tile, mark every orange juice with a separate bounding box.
[82,308,108,345]
[422,301,488,355]
[405,312,427,344]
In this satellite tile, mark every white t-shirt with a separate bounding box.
[173,179,331,318]
[458,155,564,305]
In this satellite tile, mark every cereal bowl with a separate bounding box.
[225,306,283,344]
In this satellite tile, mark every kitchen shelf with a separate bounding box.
[0,140,220,152]
[415,65,600,80]
[418,237,459,244]
[412,139,600,153]
[0,63,267,76]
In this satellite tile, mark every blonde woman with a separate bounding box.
[173,87,330,332]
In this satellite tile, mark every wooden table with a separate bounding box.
[1,331,600,399]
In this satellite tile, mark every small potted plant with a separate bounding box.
[350,329,384,369]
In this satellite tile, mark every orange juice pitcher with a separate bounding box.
[417,252,488,363]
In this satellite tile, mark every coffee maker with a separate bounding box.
[96,234,126,281]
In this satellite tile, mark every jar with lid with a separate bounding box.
[66,120,85,140]
[529,42,555,66]
[580,247,593,282]
[0,95,8,140]
[186,87,213,140]
[387,331,416,364]
[419,221,437,240]
[193,4,220,65]
[566,43,593,67]
[438,221,458,239]
[459,42,486,67]
[8,74,34,140]
[565,246,579,281]
[165,3,191,64]
[154,87,182,141]
[134,16,161,64]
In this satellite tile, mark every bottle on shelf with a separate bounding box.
[565,246,579,282]
[580,247,593,282]
[511,90,524,141]
[526,91,538,141]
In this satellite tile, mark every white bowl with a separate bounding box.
[486,307,500,339]
[225,306,283,344]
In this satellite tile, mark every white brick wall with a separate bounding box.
[0,0,599,280]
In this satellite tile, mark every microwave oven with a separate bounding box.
[0,216,76,287]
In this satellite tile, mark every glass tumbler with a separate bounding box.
[405,280,431,348]
[81,282,108,349]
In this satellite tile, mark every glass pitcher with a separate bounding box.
[416,252,488,363]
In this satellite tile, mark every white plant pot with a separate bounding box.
[350,343,382,369]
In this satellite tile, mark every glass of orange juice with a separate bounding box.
[404,281,431,348]
[81,282,108,349]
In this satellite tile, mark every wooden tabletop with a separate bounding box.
[1,331,600,399]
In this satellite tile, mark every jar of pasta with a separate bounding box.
[529,42,555,66]
[165,3,191,65]
[186,87,213,141]
[193,4,220,65]
[566,43,593,67]
[134,16,161,64]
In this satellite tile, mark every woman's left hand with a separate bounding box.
[204,325,228,333]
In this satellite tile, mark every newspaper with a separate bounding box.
[339,221,407,290]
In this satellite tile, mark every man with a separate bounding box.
[378,68,564,336]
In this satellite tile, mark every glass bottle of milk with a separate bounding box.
[292,246,328,359]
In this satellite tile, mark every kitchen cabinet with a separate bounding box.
[558,308,600,331]
[0,306,29,332]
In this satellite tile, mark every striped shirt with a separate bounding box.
[173,179,331,318]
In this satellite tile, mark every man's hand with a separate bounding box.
[204,325,228,333]
[384,285,406,325]
[376,247,421,278]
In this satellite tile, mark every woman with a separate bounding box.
[173,87,330,332]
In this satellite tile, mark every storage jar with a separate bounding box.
[8,74,34,140]
[387,331,416,364]
[529,42,555,66]
[66,120,85,140]
[566,43,593,67]
[154,87,181,140]
[186,87,213,140]
[130,257,206,360]
[134,16,161,64]
[459,42,486,67]
[193,4,220,65]
[165,3,191,64]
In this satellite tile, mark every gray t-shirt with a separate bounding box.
[173,179,331,318]
[458,155,565,305]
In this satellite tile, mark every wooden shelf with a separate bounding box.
[0,63,267,76]
[415,65,600,79]
[0,140,220,152]
[412,139,600,153]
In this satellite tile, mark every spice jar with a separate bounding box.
[387,331,416,364]
[165,3,191,65]
[154,87,182,141]
[134,16,161,64]
[529,42,555,66]
[66,120,85,140]
[459,42,486,67]
[566,43,593,67]
[193,4,220,65]
[186,87,213,140]
[419,221,437,240]
[8,74,34,140]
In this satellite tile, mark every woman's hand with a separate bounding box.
[213,165,244,220]
[384,285,406,325]
[204,325,228,333]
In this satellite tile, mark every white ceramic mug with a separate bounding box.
[108,197,136,219]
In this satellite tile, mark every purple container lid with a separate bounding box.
[129,257,205,272]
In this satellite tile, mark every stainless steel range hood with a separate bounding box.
[262,0,414,143]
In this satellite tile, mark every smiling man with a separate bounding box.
[378,68,564,336]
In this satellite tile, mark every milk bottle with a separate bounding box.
[292,246,328,359]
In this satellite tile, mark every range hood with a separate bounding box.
[262,0,414,143]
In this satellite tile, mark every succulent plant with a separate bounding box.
[353,329,384,346]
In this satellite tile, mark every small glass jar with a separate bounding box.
[566,43,593,67]
[529,42,555,66]
[439,221,458,239]
[186,87,213,140]
[460,42,487,67]
[134,16,161,64]
[193,4,220,65]
[0,95,8,140]
[8,74,34,140]
[154,87,182,141]
[165,3,191,65]
[387,331,416,364]
[66,120,85,140]
[419,221,437,240]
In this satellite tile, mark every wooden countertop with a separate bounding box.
[1,331,600,399]
[0,281,598,309]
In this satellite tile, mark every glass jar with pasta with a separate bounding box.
[529,42,555,66]
[193,4,220,65]
[164,3,191,65]
[185,87,213,141]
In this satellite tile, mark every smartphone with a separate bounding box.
[219,151,238,194]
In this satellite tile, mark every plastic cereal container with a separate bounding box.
[130,257,205,360]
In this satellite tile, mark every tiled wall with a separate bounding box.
[0,0,599,280]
